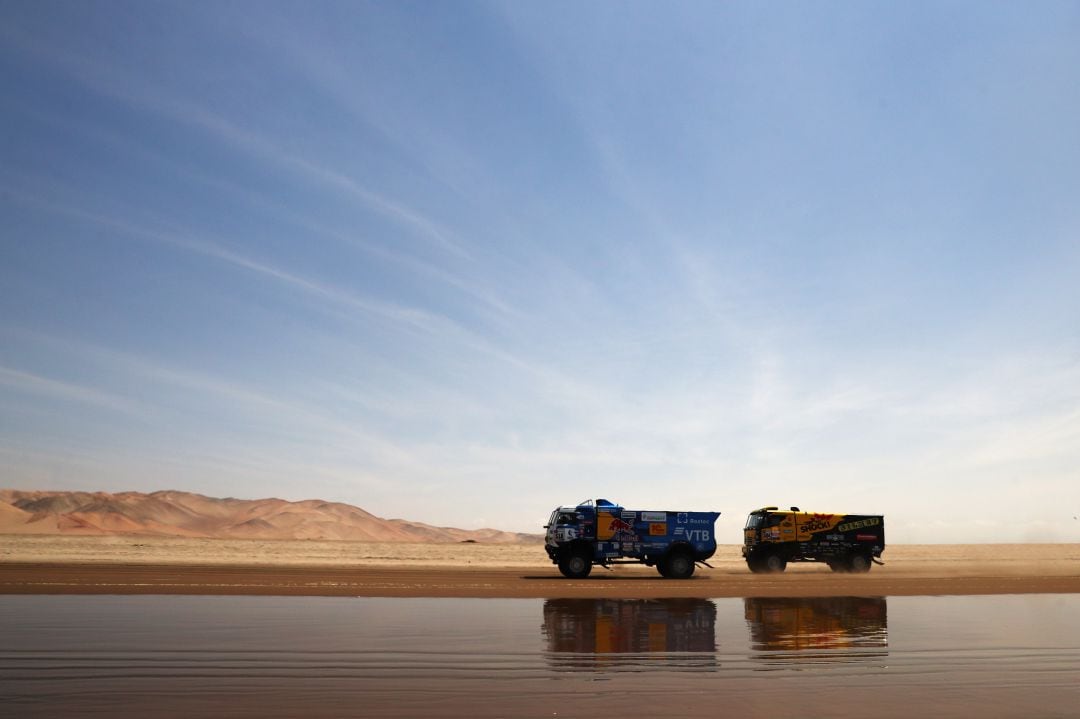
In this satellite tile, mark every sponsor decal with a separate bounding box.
[641,511,666,522]
[799,513,838,534]
[601,513,638,542]
[856,534,878,541]
[837,517,881,533]
[649,522,667,536]
[677,513,688,524]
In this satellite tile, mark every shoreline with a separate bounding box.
[2,560,1078,598]
[2,539,1077,598]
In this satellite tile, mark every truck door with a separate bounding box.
[597,511,616,541]
[779,513,796,543]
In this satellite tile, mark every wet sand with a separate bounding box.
[2,538,1078,597]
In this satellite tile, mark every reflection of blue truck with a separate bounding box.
[544,498,721,579]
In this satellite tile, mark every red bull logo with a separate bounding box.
[604,515,638,542]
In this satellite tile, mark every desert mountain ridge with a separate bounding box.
[0,489,541,544]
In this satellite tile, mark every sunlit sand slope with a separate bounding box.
[0,490,539,543]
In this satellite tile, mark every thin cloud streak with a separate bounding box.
[0,25,466,259]
[0,365,142,415]
[9,186,606,415]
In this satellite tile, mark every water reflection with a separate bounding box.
[744,596,888,661]
[542,598,718,671]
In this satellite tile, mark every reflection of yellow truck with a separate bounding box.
[744,596,888,653]
[742,506,885,573]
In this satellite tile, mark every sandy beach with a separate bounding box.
[2,536,1077,597]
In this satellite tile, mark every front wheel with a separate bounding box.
[558,550,592,579]
[763,553,787,573]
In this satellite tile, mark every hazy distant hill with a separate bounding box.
[0,489,540,543]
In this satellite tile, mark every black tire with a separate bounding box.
[746,556,769,573]
[763,553,787,573]
[848,554,872,573]
[827,560,847,573]
[558,549,592,579]
[656,558,671,578]
[665,549,695,579]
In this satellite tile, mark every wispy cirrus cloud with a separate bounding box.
[1,184,458,337]
[0,365,141,415]
[0,24,466,260]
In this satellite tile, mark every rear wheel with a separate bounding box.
[558,549,592,579]
[665,549,695,579]
[848,554,872,573]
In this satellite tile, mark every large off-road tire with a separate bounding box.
[558,549,592,579]
[848,554,872,573]
[664,549,695,579]
[762,553,787,573]
[827,559,847,573]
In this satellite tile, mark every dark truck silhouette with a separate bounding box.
[742,506,885,573]
[545,498,720,579]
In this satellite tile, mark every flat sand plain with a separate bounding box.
[1,535,1078,597]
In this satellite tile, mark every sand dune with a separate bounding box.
[0,489,539,543]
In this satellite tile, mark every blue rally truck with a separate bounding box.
[544,499,721,579]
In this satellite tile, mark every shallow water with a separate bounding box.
[1,594,1077,717]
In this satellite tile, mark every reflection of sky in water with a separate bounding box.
[1,595,1078,717]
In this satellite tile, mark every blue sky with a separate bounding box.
[2,1,1079,542]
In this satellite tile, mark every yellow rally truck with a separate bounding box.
[742,506,884,573]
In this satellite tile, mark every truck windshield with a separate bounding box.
[556,512,578,524]
[745,514,763,529]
